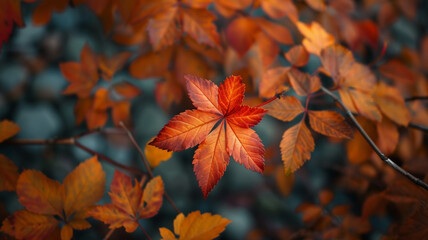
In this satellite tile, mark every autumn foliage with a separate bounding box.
[1,0,428,239]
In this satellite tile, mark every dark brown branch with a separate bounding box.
[119,122,181,214]
[321,86,428,191]
[408,123,428,133]
[4,135,147,177]
[405,96,428,101]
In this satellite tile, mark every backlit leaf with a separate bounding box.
[287,68,321,96]
[280,121,315,173]
[308,110,353,139]
[264,96,304,122]
[296,21,335,55]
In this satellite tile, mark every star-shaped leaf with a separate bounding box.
[151,75,267,198]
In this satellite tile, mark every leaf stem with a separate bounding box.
[119,122,181,214]
[256,95,279,108]
[321,86,428,191]
[137,221,152,240]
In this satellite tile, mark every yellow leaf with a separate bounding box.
[63,156,106,217]
[0,154,19,191]
[160,211,231,240]
[60,225,73,240]
[139,176,164,218]
[16,170,63,216]
[145,137,173,168]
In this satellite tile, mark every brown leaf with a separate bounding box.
[308,110,353,139]
[0,154,19,191]
[0,120,20,143]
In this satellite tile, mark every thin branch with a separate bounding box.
[321,86,428,191]
[405,96,428,101]
[119,122,181,214]
[408,123,428,132]
[4,135,147,177]
[137,221,152,240]
[103,228,115,240]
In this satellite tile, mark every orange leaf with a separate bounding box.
[89,204,138,232]
[255,31,279,69]
[226,122,265,173]
[97,52,131,80]
[274,168,294,196]
[259,67,290,98]
[254,18,293,45]
[185,74,221,114]
[61,44,98,98]
[226,106,267,128]
[139,176,164,218]
[181,8,220,47]
[261,0,298,21]
[152,75,266,197]
[214,0,251,17]
[89,173,164,232]
[305,0,326,11]
[280,121,315,173]
[296,204,322,222]
[0,210,59,240]
[63,156,106,218]
[346,116,375,164]
[16,170,63,216]
[331,204,350,216]
[113,82,141,99]
[151,110,221,152]
[109,171,142,217]
[0,120,20,143]
[374,82,410,126]
[74,97,92,125]
[378,60,415,84]
[226,17,260,57]
[285,45,310,67]
[60,225,73,240]
[145,137,173,168]
[32,0,68,25]
[86,109,108,130]
[287,68,321,96]
[320,45,381,121]
[112,101,131,126]
[0,154,19,191]
[0,0,23,52]
[193,122,228,199]
[376,117,399,155]
[147,7,180,50]
[318,190,334,206]
[129,48,173,79]
[67,209,91,230]
[296,21,335,55]
[308,110,353,139]
[93,88,111,111]
[159,211,231,240]
[264,96,304,122]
